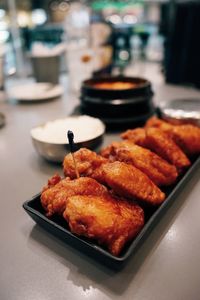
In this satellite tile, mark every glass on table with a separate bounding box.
[66,41,94,92]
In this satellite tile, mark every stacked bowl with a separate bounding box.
[80,76,155,128]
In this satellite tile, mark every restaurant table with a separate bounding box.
[1,69,200,300]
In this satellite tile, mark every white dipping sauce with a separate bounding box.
[31,115,105,144]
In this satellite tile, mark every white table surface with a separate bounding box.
[1,69,200,300]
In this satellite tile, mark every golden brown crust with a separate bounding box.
[145,116,172,130]
[63,148,165,205]
[145,127,191,172]
[121,128,148,148]
[171,125,200,155]
[41,176,107,217]
[63,148,107,179]
[145,117,200,155]
[99,161,165,206]
[63,194,144,256]
[101,141,178,186]
[121,124,191,172]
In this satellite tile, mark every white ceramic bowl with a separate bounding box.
[31,115,105,162]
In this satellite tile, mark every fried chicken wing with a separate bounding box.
[63,194,144,256]
[121,128,148,148]
[121,127,191,172]
[145,116,171,130]
[101,141,178,186]
[41,174,107,216]
[98,161,165,206]
[63,149,165,205]
[145,117,200,155]
[63,148,107,179]
[145,127,191,172]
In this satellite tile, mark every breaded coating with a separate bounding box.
[100,143,118,161]
[145,116,172,130]
[121,127,191,172]
[63,148,165,205]
[121,128,148,148]
[99,161,165,206]
[63,148,107,179]
[41,175,107,216]
[101,141,178,186]
[145,117,200,155]
[145,127,191,172]
[63,194,144,256]
[170,125,200,155]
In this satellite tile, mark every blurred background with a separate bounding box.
[1,0,200,91]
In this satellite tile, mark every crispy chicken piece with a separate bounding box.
[101,141,178,186]
[63,194,144,256]
[145,127,191,172]
[63,149,165,205]
[98,161,165,206]
[145,116,171,130]
[63,148,108,179]
[41,174,107,217]
[145,117,200,156]
[121,127,190,172]
[121,128,148,148]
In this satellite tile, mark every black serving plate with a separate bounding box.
[23,156,200,269]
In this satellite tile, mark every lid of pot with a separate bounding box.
[159,98,200,126]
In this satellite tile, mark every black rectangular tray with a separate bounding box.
[23,156,200,269]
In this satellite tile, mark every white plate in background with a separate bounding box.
[8,82,63,102]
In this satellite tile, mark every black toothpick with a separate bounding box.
[67,130,79,178]
[67,130,75,153]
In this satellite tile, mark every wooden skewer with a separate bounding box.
[67,130,80,179]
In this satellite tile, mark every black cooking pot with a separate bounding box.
[80,76,155,126]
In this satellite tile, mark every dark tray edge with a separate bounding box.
[125,155,200,257]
